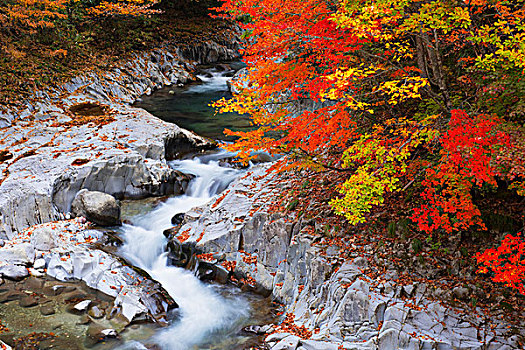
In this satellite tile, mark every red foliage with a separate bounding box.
[476,232,525,294]
[412,109,509,234]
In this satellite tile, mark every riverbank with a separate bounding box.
[168,164,525,349]
[0,23,243,348]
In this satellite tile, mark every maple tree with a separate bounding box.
[213,0,525,292]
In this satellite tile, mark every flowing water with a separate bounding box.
[115,65,275,349]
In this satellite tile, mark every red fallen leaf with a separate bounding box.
[71,158,90,166]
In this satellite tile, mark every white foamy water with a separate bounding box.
[118,151,250,349]
[185,68,233,94]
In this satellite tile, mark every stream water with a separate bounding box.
[135,63,252,141]
[115,65,274,349]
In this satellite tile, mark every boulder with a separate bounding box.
[71,190,121,226]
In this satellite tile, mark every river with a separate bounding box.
[115,65,274,349]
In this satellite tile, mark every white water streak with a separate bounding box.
[119,152,249,350]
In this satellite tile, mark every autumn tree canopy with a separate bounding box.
[213,0,525,291]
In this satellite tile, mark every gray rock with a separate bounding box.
[71,190,121,226]
[34,258,46,270]
[40,304,56,315]
[30,226,56,251]
[0,264,29,280]
[0,242,35,265]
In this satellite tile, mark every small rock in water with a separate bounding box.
[171,213,185,225]
[86,323,118,347]
[101,329,118,337]
[243,325,267,334]
[19,295,39,308]
[88,305,105,319]
[63,286,76,293]
[40,304,55,316]
[168,90,175,94]
[74,299,92,311]
[26,276,45,289]
[43,284,65,296]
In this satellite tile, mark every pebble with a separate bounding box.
[88,305,105,319]
[74,299,92,311]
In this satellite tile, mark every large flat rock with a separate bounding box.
[0,219,176,324]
